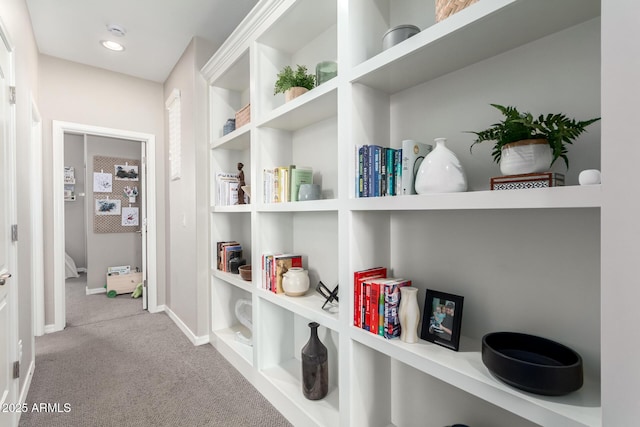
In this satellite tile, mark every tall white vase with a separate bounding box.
[415,138,467,193]
[399,287,420,343]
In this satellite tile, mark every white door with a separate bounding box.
[0,22,18,427]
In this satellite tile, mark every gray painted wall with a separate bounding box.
[163,37,216,338]
[85,135,143,290]
[39,55,166,324]
[64,133,86,268]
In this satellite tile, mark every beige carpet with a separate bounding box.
[19,274,291,427]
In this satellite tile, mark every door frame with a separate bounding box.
[29,94,44,337]
[51,121,159,332]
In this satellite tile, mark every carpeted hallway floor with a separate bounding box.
[19,275,292,426]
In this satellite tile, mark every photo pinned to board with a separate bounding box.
[115,164,139,181]
[95,198,121,215]
[93,172,113,192]
[121,207,139,226]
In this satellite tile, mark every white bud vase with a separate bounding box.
[399,287,420,343]
[415,138,467,193]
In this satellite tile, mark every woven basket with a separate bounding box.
[436,0,478,22]
[235,103,251,128]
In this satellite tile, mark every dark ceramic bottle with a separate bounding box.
[301,322,328,400]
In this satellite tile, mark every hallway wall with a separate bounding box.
[163,37,216,338]
[39,55,166,324]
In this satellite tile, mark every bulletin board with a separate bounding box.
[93,155,142,233]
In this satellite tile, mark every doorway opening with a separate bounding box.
[51,121,159,332]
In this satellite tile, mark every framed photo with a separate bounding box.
[420,289,464,351]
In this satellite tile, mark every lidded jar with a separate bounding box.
[282,267,310,296]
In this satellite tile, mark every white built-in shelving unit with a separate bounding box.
[202,0,606,425]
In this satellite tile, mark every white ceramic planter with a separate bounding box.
[500,139,553,175]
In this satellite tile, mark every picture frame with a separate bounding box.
[420,289,464,351]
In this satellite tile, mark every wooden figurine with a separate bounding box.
[237,162,245,204]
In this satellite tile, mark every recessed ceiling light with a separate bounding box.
[107,24,126,37]
[100,40,125,52]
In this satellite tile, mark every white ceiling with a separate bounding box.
[26,0,258,83]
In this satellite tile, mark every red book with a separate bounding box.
[353,267,387,328]
[369,282,380,335]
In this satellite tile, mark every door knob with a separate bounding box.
[0,273,12,286]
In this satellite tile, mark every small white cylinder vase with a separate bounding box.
[415,138,467,193]
[399,287,420,343]
[282,267,310,296]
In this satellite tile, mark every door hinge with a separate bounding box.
[11,224,18,242]
[9,86,16,105]
[13,361,19,379]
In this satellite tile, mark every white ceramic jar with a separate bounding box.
[282,267,310,297]
[415,138,467,193]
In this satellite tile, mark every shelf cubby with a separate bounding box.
[349,0,600,94]
[210,277,254,366]
[209,49,251,140]
[210,146,251,208]
[256,117,338,204]
[210,212,251,271]
[350,338,590,427]
[258,298,340,426]
[255,0,337,118]
[351,15,601,193]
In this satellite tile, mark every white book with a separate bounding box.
[401,140,432,195]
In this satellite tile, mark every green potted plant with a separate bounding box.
[274,64,315,102]
[469,104,600,175]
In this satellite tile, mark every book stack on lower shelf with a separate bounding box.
[262,253,303,293]
[216,241,243,272]
[353,267,412,339]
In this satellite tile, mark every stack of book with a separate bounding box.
[216,172,240,206]
[263,165,313,203]
[216,241,243,272]
[356,140,432,197]
[356,145,402,197]
[353,267,412,339]
[261,253,303,293]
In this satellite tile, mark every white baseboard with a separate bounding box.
[86,286,106,295]
[18,359,34,404]
[17,359,35,425]
[44,324,60,334]
[150,304,166,314]
[163,306,209,346]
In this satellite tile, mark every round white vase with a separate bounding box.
[282,267,310,296]
[399,287,420,343]
[499,139,553,175]
[415,138,467,193]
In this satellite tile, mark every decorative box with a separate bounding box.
[235,103,251,128]
[490,172,565,191]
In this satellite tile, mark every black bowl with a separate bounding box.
[482,332,583,396]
